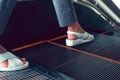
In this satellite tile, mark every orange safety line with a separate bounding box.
[47,34,67,42]
[12,41,45,52]
[100,30,110,34]
[12,31,115,64]
[48,41,120,64]
[12,34,67,52]
[47,30,109,42]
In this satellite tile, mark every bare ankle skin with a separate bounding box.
[67,21,85,40]
[0,45,7,53]
[68,21,85,33]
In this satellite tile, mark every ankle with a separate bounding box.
[0,45,8,54]
[67,34,77,40]
[68,22,85,33]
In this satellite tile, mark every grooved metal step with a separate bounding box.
[0,65,74,80]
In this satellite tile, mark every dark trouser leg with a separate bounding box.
[52,0,77,27]
[0,0,17,34]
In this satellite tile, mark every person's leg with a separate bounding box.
[0,0,16,34]
[52,0,94,46]
[0,0,28,71]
